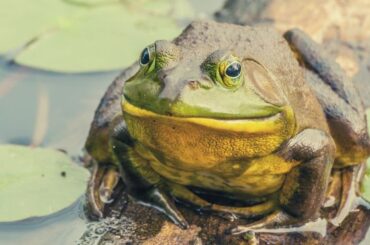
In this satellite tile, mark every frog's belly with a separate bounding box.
[148,154,296,197]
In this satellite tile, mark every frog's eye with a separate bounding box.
[218,59,243,89]
[138,45,156,73]
[225,62,241,78]
[140,48,151,66]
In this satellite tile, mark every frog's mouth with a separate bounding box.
[122,101,295,134]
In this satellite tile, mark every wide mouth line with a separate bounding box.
[122,101,283,122]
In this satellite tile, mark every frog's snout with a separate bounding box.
[158,77,203,100]
[157,64,210,101]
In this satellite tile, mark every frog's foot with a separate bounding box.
[87,162,119,218]
[230,211,293,234]
[208,201,277,220]
[330,165,361,226]
[136,186,189,229]
[324,170,341,208]
[167,183,276,220]
[231,212,327,237]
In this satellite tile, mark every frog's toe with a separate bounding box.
[139,188,189,229]
[87,162,119,218]
[230,211,293,235]
[324,170,341,208]
[330,165,358,226]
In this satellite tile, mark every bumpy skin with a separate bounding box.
[85,21,369,230]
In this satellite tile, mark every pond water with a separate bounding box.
[0,0,225,244]
[0,200,86,244]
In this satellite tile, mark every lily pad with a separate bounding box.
[0,0,84,53]
[64,0,120,7]
[0,0,193,73]
[0,145,90,222]
[15,6,181,72]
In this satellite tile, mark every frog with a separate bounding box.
[84,21,370,232]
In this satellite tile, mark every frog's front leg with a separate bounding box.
[110,121,189,229]
[86,115,123,218]
[232,129,335,234]
[85,64,139,218]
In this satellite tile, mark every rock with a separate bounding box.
[90,175,370,244]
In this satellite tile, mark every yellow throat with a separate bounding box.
[122,101,296,171]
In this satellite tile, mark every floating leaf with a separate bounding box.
[0,145,90,222]
[121,0,195,19]
[15,6,181,72]
[0,0,85,53]
[64,0,120,7]
[0,0,193,72]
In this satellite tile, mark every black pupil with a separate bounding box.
[225,62,241,77]
[140,48,150,65]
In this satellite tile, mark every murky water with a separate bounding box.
[0,59,118,155]
[0,0,225,244]
[0,198,137,245]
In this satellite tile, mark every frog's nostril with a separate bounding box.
[187,80,200,90]
[157,71,168,81]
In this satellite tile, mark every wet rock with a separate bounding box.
[85,182,370,245]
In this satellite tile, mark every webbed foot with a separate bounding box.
[87,162,120,218]
[231,211,327,238]
[324,170,341,208]
[230,211,293,234]
[330,164,363,226]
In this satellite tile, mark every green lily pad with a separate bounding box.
[0,0,85,53]
[121,0,195,19]
[15,5,181,72]
[0,0,193,73]
[0,145,90,222]
[64,0,120,7]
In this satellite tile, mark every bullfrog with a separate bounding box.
[85,21,370,231]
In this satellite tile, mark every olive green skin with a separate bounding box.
[85,21,370,229]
